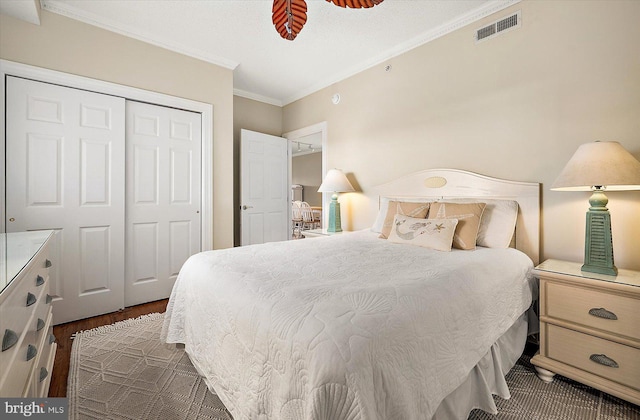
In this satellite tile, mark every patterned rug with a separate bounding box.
[68,313,231,420]
[69,313,639,420]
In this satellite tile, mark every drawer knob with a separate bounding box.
[26,344,38,361]
[2,329,19,352]
[45,259,53,268]
[589,353,619,368]
[49,334,56,345]
[46,294,53,304]
[36,275,45,286]
[39,367,49,382]
[26,292,37,307]
[37,318,45,331]
[588,307,617,320]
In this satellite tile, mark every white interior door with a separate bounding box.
[240,129,289,245]
[6,76,126,324]
[125,101,201,306]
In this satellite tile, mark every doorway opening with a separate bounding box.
[283,122,327,239]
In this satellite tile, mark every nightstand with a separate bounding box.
[531,259,640,405]
[302,229,350,238]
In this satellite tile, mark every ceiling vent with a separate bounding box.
[475,11,520,43]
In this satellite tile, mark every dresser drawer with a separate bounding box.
[1,299,51,397]
[33,283,53,340]
[0,231,55,398]
[0,266,46,349]
[36,324,57,398]
[545,281,640,341]
[0,271,47,391]
[0,320,39,397]
[27,312,56,398]
[547,324,640,391]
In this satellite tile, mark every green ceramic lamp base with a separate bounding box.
[326,194,342,233]
[581,188,617,276]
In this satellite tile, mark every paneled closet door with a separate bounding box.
[6,76,126,324]
[125,101,201,306]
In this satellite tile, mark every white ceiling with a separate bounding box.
[2,0,519,106]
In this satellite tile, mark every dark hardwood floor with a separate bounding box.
[48,299,168,397]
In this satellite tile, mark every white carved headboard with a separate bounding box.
[373,169,540,264]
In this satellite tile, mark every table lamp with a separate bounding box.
[318,169,355,232]
[551,141,640,276]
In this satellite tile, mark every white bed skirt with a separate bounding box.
[433,311,529,419]
[179,309,531,420]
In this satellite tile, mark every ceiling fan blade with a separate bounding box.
[327,0,384,8]
[273,0,308,40]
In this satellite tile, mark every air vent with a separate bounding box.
[475,11,521,43]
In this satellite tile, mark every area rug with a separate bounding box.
[69,313,640,420]
[68,313,232,420]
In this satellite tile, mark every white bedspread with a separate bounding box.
[161,231,534,420]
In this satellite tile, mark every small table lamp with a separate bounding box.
[551,141,640,276]
[318,169,355,232]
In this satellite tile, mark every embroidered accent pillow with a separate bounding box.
[387,214,459,251]
[379,201,430,239]
[428,202,486,250]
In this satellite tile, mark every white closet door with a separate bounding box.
[6,76,126,324]
[125,101,201,306]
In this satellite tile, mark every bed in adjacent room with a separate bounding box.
[161,169,540,420]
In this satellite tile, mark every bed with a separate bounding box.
[161,169,540,420]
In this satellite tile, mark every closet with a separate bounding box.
[5,76,202,324]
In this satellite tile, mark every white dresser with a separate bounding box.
[0,230,57,397]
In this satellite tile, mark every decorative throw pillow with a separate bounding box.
[379,201,430,239]
[446,199,519,248]
[387,214,459,252]
[372,197,434,233]
[428,202,486,250]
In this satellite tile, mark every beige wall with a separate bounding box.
[233,95,283,245]
[0,10,235,249]
[283,1,640,270]
[292,153,323,207]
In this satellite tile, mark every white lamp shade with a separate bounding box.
[318,169,355,193]
[551,141,640,191]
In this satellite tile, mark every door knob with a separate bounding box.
[242,205,254,210]
[9,218,15,222]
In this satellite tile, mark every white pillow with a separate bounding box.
[371,197,434,233]
[371,197,391,233]
[387,214,459,252]
[446,199,518,248]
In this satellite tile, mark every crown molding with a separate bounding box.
[40,0,238,70]
[281,0,521,106]
[233,89,283,107]
[39,0,520,107]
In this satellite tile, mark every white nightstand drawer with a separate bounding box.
[547,324,640,390]
[546,282,640,340]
